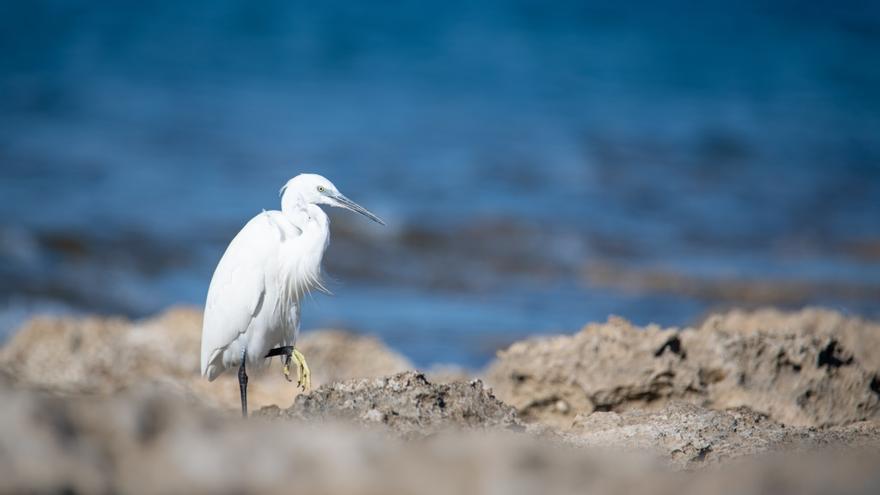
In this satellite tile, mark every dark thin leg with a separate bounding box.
[266,345,294,372]
[265,345,293,358]
[238,357,248,418]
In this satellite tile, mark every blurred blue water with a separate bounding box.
[1,1,879,366]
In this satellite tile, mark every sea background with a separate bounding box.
[1,0,878,367]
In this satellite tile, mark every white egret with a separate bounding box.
[200,173,384,417]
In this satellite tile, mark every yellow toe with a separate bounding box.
[293,348,311,392]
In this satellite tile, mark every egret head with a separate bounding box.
[281,173,385,225]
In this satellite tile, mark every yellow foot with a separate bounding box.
[292,348,311,392]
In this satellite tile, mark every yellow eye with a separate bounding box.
[317,186,325,192]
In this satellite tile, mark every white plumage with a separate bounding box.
[199,173,384,416]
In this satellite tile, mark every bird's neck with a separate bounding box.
[282,199,328,234]
[277,201,331,305]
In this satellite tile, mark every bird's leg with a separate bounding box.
[238,352,249,419]
[292,348,311,392]
[265,346,294,382]
[264,345,309,391]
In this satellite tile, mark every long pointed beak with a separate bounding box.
[333,193,386,225]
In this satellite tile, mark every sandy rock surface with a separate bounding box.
[0,307,412,411]
[260,371,520,436]
[565,402,880,469]
[0,380,693,495]
[3,307,880,494]
[1,373,878,495]
[487,308,880,428]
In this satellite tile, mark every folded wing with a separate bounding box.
[200,211,300,379]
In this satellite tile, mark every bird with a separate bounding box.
[200,173,385,418]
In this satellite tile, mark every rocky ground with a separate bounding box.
[486,308,880,428]
[1,307,879,494]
